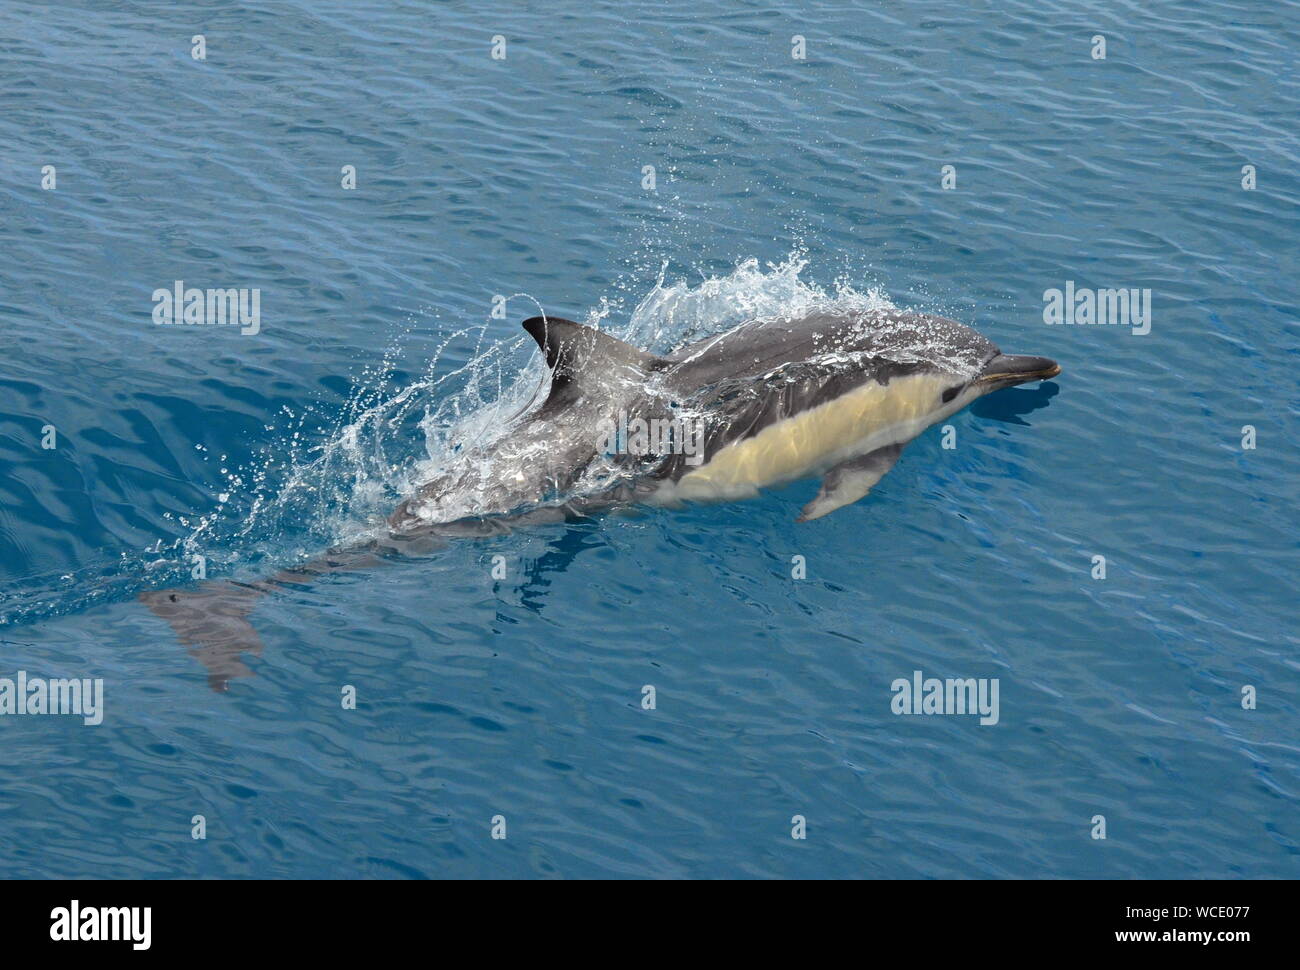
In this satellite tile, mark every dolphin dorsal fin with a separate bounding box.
[521,316,660,392]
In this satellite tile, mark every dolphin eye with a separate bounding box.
[941,386,960,403]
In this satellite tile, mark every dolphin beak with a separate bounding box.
[977,354,1061,387]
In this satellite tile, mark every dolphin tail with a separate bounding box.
[140,545,391,691]
[140,581,268,691]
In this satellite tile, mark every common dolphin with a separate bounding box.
[142,307,1060,687]
[390,308,1061,527]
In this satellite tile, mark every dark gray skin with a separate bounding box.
[143,309,1060,689]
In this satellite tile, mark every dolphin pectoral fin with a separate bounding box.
[796,443,905,522]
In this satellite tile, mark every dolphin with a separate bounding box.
[390,308,1061,527]
[142,307,1060,688]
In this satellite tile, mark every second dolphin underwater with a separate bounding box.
[143,306,1061,687]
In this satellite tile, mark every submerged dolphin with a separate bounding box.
[143,307,1060,687]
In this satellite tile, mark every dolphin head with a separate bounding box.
[936,350,1060,413]
[874,313,1058,407]
[822,311,1059,408]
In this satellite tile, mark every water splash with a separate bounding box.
[623,252,896,353]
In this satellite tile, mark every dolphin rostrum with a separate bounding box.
[143,307,1060,687]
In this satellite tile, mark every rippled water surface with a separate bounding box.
[0,0,1297,878]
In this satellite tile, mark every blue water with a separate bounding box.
[1,0,1297,879]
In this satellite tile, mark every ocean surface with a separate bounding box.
[0,0,1296,879]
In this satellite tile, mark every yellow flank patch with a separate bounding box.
[670,372,949,501]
